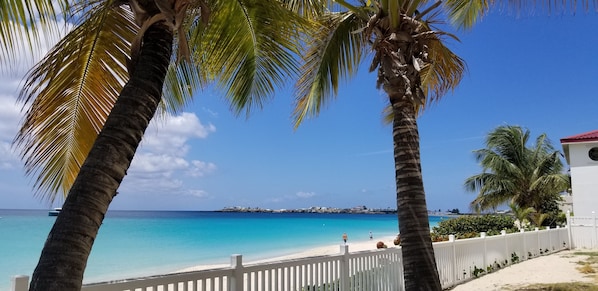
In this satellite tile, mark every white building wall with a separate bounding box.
[568,142,598,216]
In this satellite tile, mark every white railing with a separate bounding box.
[10,227,569,291]
[567,211,598,249]
[435,227,569,288]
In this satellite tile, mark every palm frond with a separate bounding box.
[465,125,570,212]
[509,202,535,222]
[281,0,331,19]
[14,4,135,201]
[443,0,489,29]
[293,10,366,127]
[161,60,205,114]
[192,0,304,116]
[0,0,70,70]
[418,33,465,108]
[158,0,212,115]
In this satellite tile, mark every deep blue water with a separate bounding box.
[0,210,448,290]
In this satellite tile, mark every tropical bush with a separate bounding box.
[431,215,516,241]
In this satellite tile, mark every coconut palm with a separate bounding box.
[465,125,570,216]
[2,0,304,289]
[288,0,591,289]
[509,202,534,229]
[288,0,495,289]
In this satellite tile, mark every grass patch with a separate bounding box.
[513,282,598,290]
[572,251,598,276]
[574,252,598,262]
[573,251,598,257]
[578,263,596,274]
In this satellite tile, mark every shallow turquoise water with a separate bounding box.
[0,210,448,290]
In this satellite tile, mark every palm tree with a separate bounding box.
[288,0,591,289]
[465,125,570,216]
[288,0,493,289]
[509,202,534,230]
[3,0,304,289]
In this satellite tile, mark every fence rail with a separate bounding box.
[11,227,569,291]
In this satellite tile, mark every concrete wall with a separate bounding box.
[568,142,598,216]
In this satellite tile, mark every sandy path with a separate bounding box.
[450,250,598,290]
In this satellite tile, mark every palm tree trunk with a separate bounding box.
[29,22,173,291]
[392,99,442,291]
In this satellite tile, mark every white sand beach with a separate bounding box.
[177,235,399,272]
[178,239,598,290]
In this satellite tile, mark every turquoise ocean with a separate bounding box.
[0,210,448,290]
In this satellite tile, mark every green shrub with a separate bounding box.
[432,215,516,238]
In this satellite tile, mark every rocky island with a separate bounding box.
[218,206,396,214]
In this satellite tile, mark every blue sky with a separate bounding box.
[1,7,597,212]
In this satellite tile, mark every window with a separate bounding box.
[589,147,598,161]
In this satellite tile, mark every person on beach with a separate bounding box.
[369,231,373,240]
[342,233,348,244]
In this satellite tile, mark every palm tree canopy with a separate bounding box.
[5,0,305,202]
[0,0,70,69]
[292,0,476,128]
[465,125,570,213]
[291,0,597,127]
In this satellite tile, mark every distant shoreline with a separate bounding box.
[217,206,458,216]
[217,206,395,214]
[0,208,463,216]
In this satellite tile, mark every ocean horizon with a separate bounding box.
[0,209,449,290]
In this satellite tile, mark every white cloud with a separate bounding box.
[186,189,208,198]
[1,18,216,207]
[296,191,316,199]
[187,160,217,177]
[0,17,73,171]
[0,94,22,141]
[129,153,189,174]
[121,112,217,200]
[0,142,19,169]
[0,79,21,97]
[140,112,216,156]
[3,18,72,76]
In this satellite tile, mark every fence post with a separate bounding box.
[566,210,573,249]
[501,230,508,265]
[546,226,551,253]
[521,229,527,261]
[480,232,487,270]
[556,226,563,250]
[339,244,349,291]
[11,275,28,291]
[229,254,243,291]
[449,235,457,287]
[534,227,542,256]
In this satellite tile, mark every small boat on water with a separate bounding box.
[48,208,61,216]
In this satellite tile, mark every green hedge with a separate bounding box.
[431,215,515,241]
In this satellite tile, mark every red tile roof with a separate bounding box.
[560,130,598,143]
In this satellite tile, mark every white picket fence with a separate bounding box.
[567,212,598,249]
[11,227,570,291]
